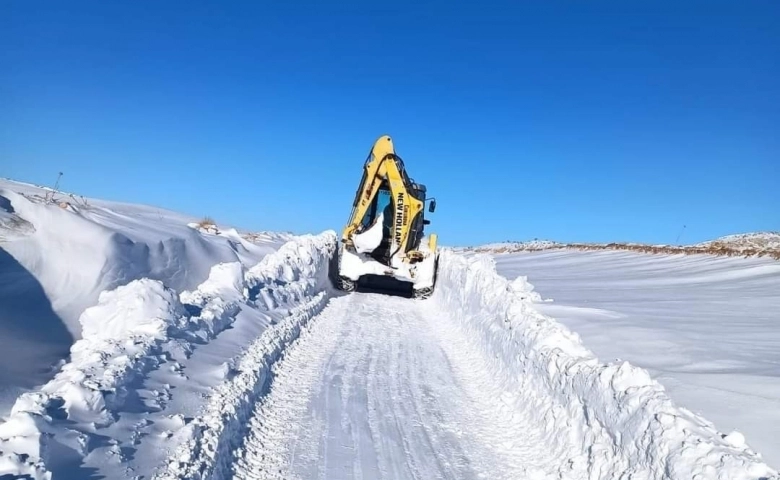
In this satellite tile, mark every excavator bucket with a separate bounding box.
[330,135,439,299]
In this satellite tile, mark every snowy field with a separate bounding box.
[1,177,777,479]
[494,249,780,469]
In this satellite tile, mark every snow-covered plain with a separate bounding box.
[494,249,780,469]
[1,177,777,479]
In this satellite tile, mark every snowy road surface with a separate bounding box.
[232,292,553,480]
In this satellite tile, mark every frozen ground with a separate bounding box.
[493,249,780,468]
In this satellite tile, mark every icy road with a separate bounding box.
[233,293,547,480]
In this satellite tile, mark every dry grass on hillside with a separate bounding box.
[197,216,216,229]
[470,242,780,260]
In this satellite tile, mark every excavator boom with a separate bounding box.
[343,136,427,258]
[331,135,439,298]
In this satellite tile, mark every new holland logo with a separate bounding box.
[394,192,405,245]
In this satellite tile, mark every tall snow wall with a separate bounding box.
[432,249,777,480]
[0,231,337,480]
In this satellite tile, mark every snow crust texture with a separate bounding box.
[433,250,778,479]
[0,231,337,480]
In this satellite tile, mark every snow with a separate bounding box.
[463,239,563,252]
[696,231,780,252]
[493,249,780,470]
[435,250,777,478]
[153,232,336,480]
[351,212,384,253]
[2,175,777,479]
[467,231,780,259]
[0,230,337,480]
[338,235,438,291]
[0,178,289,414]
[166,248,776,479]
[180,262,246,306]
[80,279,187,340]
[231,293,549,480]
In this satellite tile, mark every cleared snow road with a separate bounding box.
[231,292,556,480]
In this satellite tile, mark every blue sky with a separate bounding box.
[2,1,778,246]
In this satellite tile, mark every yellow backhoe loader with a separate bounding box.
[330,135,439,298]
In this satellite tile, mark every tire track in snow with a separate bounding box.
[229,294,352,480]
[230,292,558,480]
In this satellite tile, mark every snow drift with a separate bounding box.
[0,181,285,338]
[153,232,336,480]
[432,249,777,479]
[0,178,288,414]
[0,231,336,480]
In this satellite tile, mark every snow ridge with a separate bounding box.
[0,231,336,480]
[433,250,778,479]
[152,232,336,480]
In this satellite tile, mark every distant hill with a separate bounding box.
[694,232,780,253]
[462,232,780,260]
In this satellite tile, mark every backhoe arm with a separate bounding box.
[342,135,424,257]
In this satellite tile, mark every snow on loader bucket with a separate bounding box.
[330,135,439,299]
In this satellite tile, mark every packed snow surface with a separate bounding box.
[232,293,544,480]
[0,178,289,414]
[494,249,780,469]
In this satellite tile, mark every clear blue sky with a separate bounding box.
[2,1,778,246]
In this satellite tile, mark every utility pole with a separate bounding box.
[675,224,686,245]
[46,172,63,203]
[54,171,63,191]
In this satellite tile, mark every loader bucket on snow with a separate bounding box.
[327,245,435,299]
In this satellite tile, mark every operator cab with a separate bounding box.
[358,181,394,262]
[357,179,437,263]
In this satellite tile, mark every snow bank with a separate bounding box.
[0,180,283,339]
[0,278,188,479]
[80,279,187,340]
[0,178,286,415]
[0,231,336,480]
[180,262,246,306]
[153,231,336,480]
[432,250,778,480]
